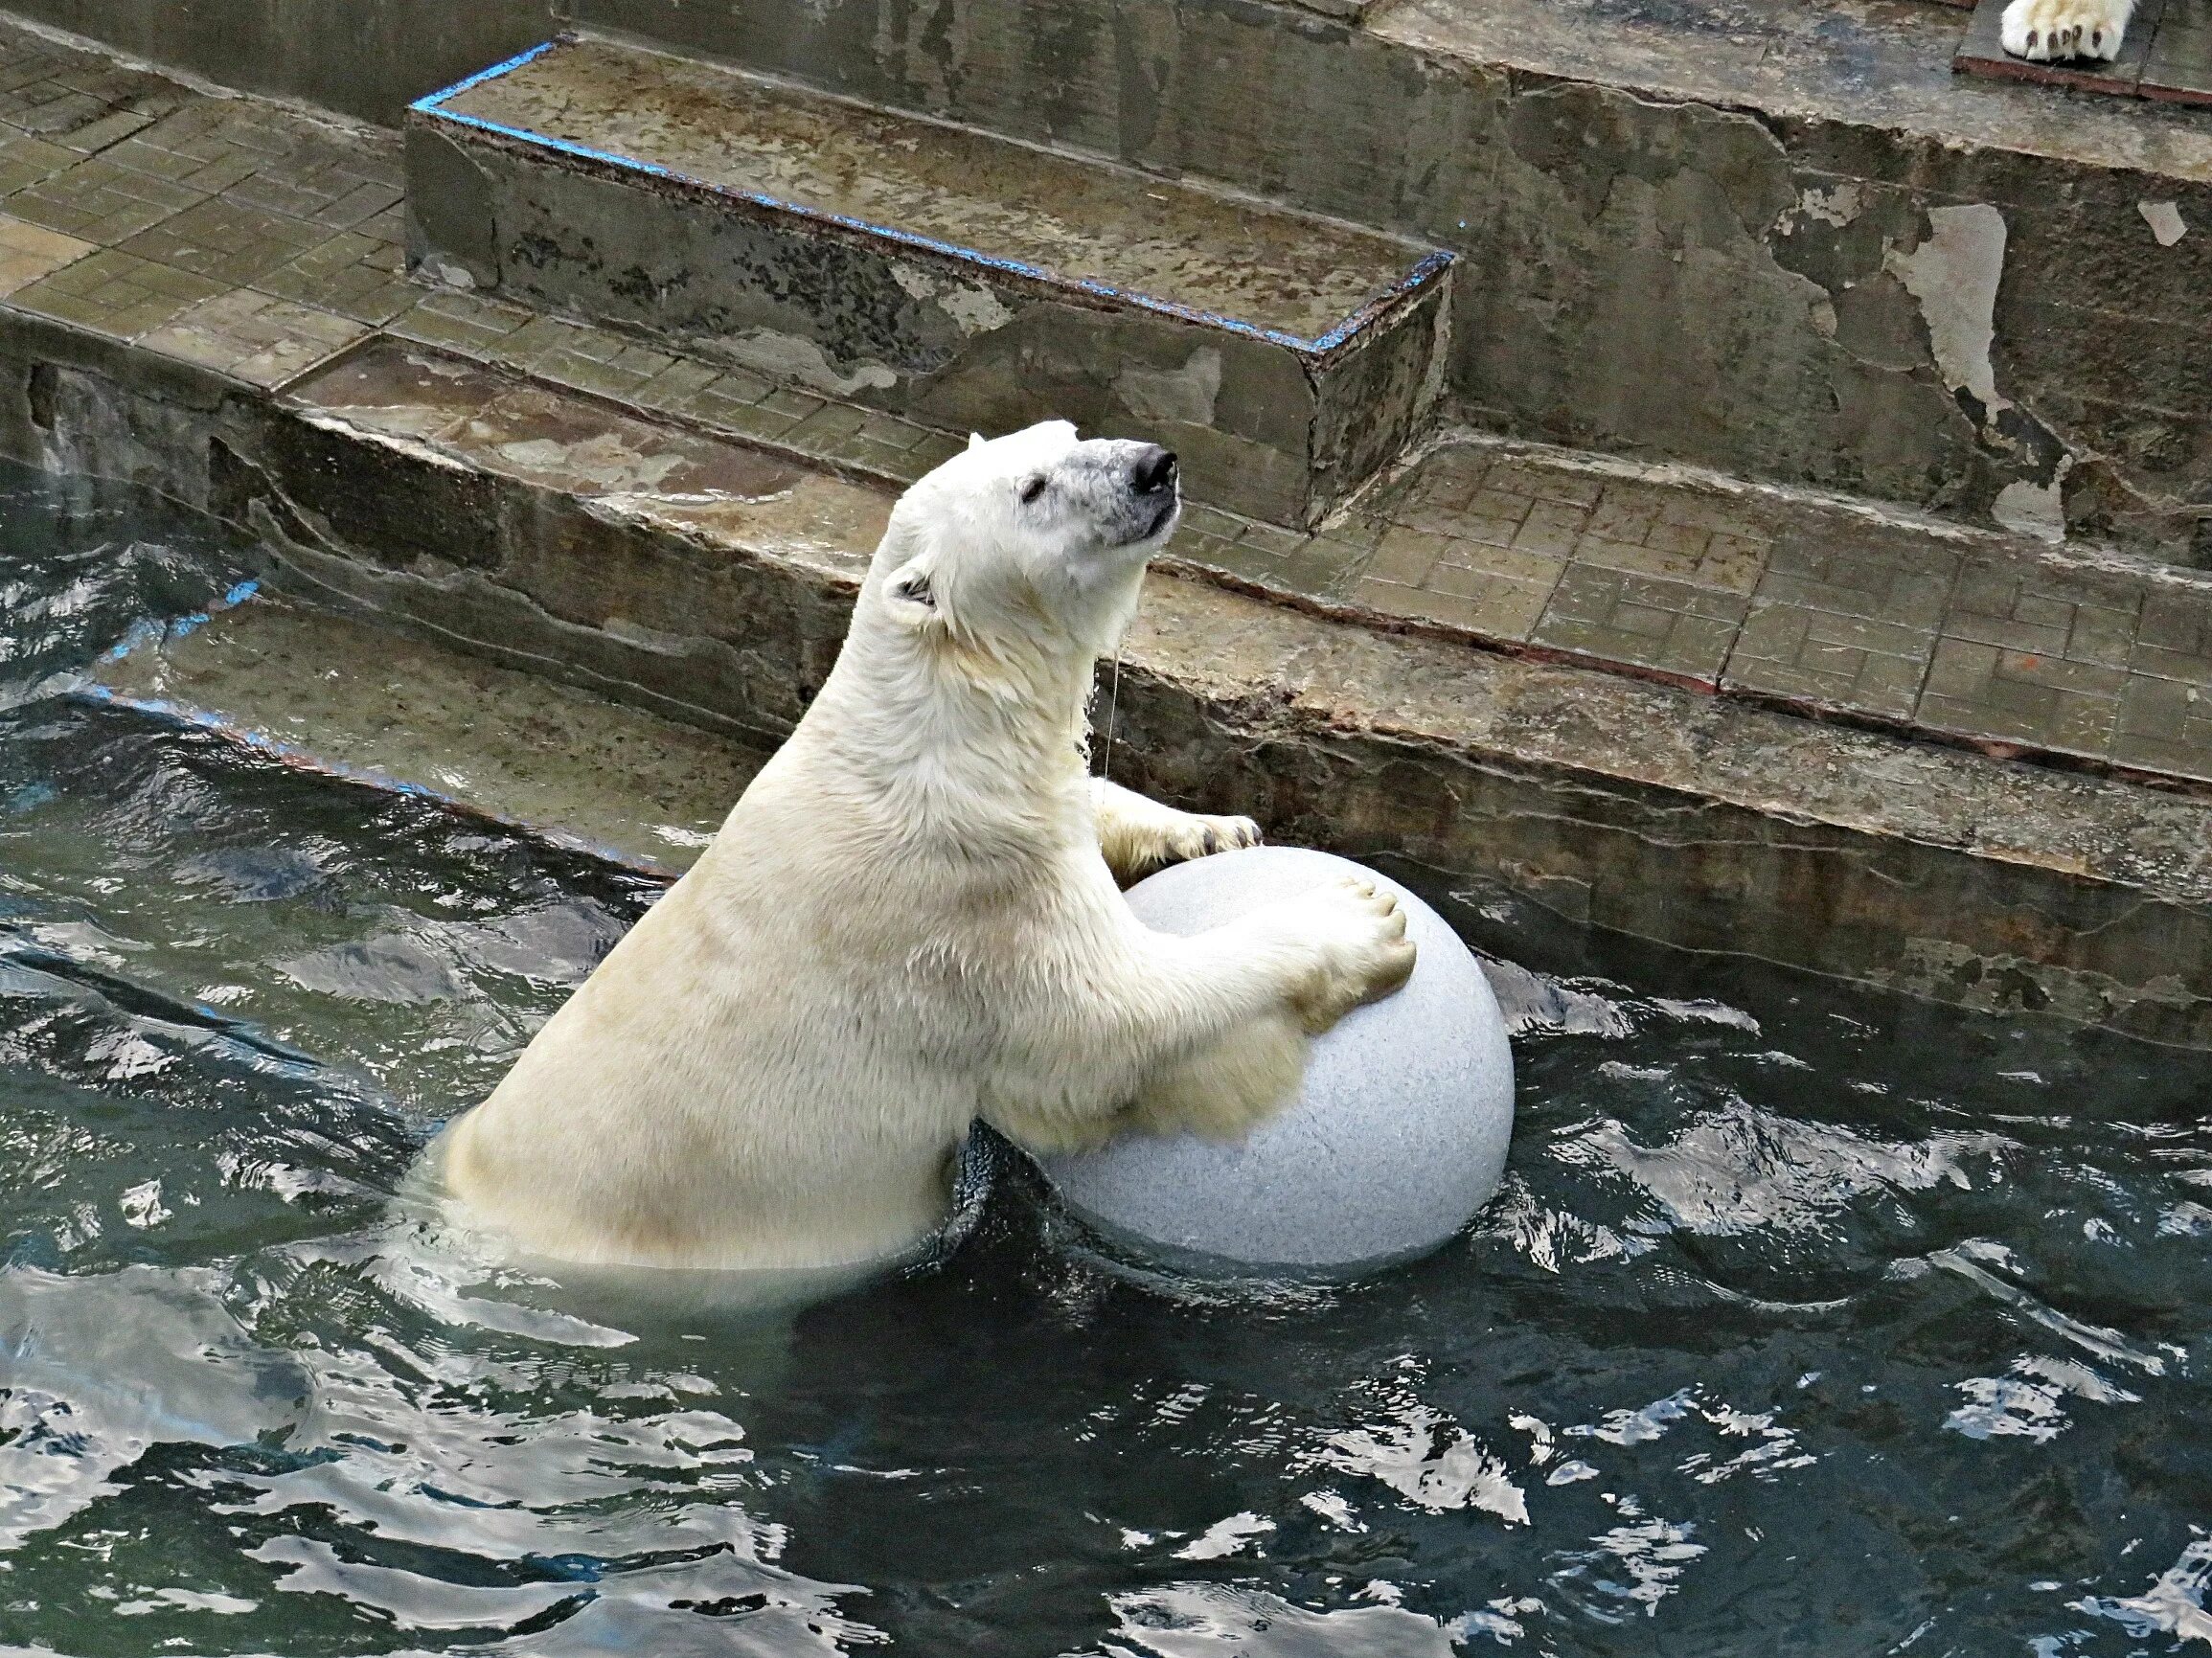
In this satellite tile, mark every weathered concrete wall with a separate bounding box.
[0,0,551,125]
[6,307,2212,1047]
[560,0,2212,558]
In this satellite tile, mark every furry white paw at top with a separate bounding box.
[1999,0,2134,61]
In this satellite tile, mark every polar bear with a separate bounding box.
[2000,0,2132,61]
[430,421,1415,1272]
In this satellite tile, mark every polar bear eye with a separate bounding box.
[1018,474,1049,506]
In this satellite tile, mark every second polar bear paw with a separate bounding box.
[2000,0,2132,60]
[1096,787,1261,881]
[1151,811,1261,868]
[1280,875,1418,1035]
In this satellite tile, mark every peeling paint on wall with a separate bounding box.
[1791,182,1864,230]
[1993,473,2066,543]
[2138,200,2188,247]
[713,329,900,396]
[1885,204,2008,419]
[891,261,1017,333]
[937,284,1015,334]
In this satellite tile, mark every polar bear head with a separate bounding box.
[857,420,1180,673]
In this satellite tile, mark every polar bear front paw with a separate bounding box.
[2000,0,2132,60]
[1094,778,1261,882]
[1278,875,1417,1035]
[1151,810,1261,868]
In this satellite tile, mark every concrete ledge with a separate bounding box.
[564,0,2212,558]
[406,34,1450,525]
[9,310,2212,1046]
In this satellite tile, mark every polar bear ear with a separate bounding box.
[967,431,986,451]
[885,562,941,625]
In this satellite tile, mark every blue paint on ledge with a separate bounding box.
[409,39,1452,360]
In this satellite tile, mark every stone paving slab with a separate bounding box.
[1175,436,2212,787]
[0,21,2209,797]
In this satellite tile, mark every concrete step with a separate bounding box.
[4,22,2212,1040]
[402,33,1451,528]
[86,596,763,877]
[561,0,2212,563]
[1175,431,2212,789]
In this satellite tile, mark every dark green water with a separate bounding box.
[1,463,2207,1657]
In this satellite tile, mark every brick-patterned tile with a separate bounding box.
[637,359,773,422]
[119,193,331,286]
[1724,602,1932,719]
[1570,497,1770,595]
[1352,573,1531,638]
[1482,455,1604,509]
[2112,676,2212,782]
[138,287,367,385]
[1918,636,2127,757]
[1364,524,1452,586]
[1509,497,1589,558]
[7,245,224,337]
[1761,532,1958,630]
[831,409,949,482]
[1376,445,1485,519]
[227,148,403,231]
[503,313,682,401]
[7,154,200,242]
[1722,527,1955,718]
[1168,507,1357,601]
[388,288,536,356]
[0,213,91,296]
[2133,588,2212,688]
[253,229,415,323]
[104,103,286,195]
[0,43,185,145]
[1533,562,1746,682]
[1946,555,2143,663]
[0,129,77,195]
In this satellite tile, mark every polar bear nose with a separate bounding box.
[1131,446,1178,496]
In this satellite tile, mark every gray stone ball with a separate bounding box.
[1042,845,1515,1275]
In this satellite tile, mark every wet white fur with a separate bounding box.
[2001,0,2133,61]
[432,421,1414,1271]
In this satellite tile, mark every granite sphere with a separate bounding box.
[1043,845,1515,1275]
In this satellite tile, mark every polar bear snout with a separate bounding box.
[1096,441,1179,548]
[1131,445,1177,498]
[1127,444,1179,541]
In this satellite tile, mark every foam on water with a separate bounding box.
[0,461,2208,1655]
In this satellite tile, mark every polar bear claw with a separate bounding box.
[2000,0,2134,61]
[1092,775,1260,883]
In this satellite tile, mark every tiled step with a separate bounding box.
[402,34,1451,528]
[1179,432,2212,789]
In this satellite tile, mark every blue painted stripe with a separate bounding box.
[412,46,1452,357]
[410,38,558,114]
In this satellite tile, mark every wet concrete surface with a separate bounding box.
[90,597,762,873]
[31,319,2205,1045]
[1,14,2211,1038]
